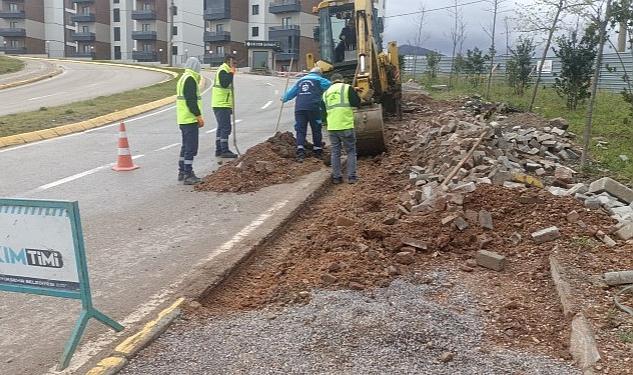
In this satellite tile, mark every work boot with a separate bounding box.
[183,172,202,185]
[296,149,305,163]
[314,149,323,160]
[332,176,343,185]
[348,176,358,184]
[177,172,185,182]
[215,149,221,157]
[219,150,238,159]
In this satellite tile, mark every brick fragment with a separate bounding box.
[531,226,561,244]
[476,250,506,271]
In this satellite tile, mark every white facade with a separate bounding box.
[173,0,204,61]
[43,0,65,57]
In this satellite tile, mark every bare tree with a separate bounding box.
[581,0,614,167]
[518,0,589,111]
[411,2,428,79]
[504,15,511,56]
[448,0,467,87]
[483,0,508,98]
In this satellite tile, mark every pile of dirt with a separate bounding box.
[195,132,323,194]
[199,95,633,374]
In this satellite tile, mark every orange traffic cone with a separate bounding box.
[112,121,139,171]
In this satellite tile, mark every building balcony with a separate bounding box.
[204,8,230,21]
[72,51,95,58]
[70,32,96,41]
[71,13,95,23]
[131,10,156,20]
[276,50,299,60]
[133,51,159,62]
[131,31,157,40]
[71,0,95,3]
[0,46,26,54]
[0,28,26,37]
[269,0,301,14]
[269,24,300,38]
[0,10,25,19]
[204,31,230,42]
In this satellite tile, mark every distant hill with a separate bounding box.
[399,45,437,56]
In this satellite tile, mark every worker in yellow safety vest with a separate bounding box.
[322,73,362,184]
[176,57,204,185]
[212,54,238,158]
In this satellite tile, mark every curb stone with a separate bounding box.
[83,170,332,374]
[84,298,184,375]
[549,254,601,373]
[0,65,64,90]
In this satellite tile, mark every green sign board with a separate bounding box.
[0,198,123,370]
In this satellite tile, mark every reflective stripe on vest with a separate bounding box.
[323,83,355,131]
[176,70,202,125]
[212,63,233,108]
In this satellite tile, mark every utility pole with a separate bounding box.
[168,0,175,66]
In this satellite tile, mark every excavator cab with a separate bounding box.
[317,4,357,68]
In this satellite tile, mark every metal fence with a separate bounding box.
[403,52,633,92]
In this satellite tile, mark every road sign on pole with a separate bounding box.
[0,198,123,370]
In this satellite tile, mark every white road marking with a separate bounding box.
[21,154,145,195]
[155,143,180,151]
[274,89,280,95]
[266,82,273,86]
[261,100,273,110]
[236,119,243,124]
[28,92,65,101]
[46,198,291,375]
[205,127,218,134]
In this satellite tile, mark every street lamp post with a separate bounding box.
[184,48,188,64]
[159,48,163,63]
[45,40,50,58]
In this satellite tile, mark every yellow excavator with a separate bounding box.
[308,0,402,155]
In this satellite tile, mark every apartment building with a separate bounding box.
[67,0,111,59]
[0,0,45,55]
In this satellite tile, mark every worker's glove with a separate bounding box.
[196,115,205,128]
[279,97,284,102]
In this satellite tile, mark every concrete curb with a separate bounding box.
[549,254,601,374]
[0,65,200,150]
[81,170,332,375]
[84,298,184,375]
[0,65,64,91]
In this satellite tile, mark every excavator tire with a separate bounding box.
[354,104,386,156]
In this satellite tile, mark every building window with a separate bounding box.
[114,0,119,3]
[82,25,89,33]
[114,27,120,41]
[113,9,120,22]
[142,23,151,32]
[252,4,259,15]
[216,24,223,32]
[172,26,177,36]
[252,27,259,37]
[282,17,292,27]
[217,46,225,55]
[142,2,152,11]
[9,3,18,12]
[81,6,90,15]
[9,21,17,29]
[172,45,178,55]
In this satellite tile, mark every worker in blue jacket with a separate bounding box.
[281,67,332,162]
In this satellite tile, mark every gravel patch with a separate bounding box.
[121,276,580,375]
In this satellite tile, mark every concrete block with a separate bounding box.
[547,186,568,196]
[566,210,580,223]
[602,235,617,248]
[476,250,506,271]
[615,222,633,240]
[531,226,561,244]
[584,197,602,210]
[478,210,493,230]
[454,217,469,231]
[452,182,476,193]
[567,183,588,196]
[603,270,633,286]
[589,177,633,204]
[504,181,525,189]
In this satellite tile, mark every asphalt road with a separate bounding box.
[0,60,170,116]
[0,73,303,375]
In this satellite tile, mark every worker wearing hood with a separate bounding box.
[176,57,204,185]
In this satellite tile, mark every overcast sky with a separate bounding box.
[384,0,526,55]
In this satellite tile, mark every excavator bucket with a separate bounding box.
[354,104,386,156]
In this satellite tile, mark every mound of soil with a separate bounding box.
[195,132,324,194]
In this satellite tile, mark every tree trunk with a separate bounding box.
[528,0,564,112]
[449,2,459,88]
[581,0,612,168]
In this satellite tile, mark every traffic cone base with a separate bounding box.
[113,121,140,171]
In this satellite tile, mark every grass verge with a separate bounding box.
[423,76,633,183]
[0,55,25,75]
[0,67,182,138]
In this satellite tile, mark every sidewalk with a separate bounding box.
[0,57,59,87]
